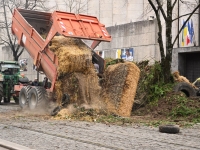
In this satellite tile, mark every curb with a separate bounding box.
[0,139,34,150]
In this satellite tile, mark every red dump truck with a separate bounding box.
[11,9,111,110]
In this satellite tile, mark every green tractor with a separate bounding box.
[0,61,29,104]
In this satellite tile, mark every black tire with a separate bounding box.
[0,83,3,104]
[4,96,10,103]
[51,106,61,116]
[173,82,196,97]
[19,77,29,83]
[13,96,19,104]
[28,87,48,110]
[159,124,180,134]
[19,86,32,109]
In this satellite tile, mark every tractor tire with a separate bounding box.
[13,96,19,104]
[0,83,3,104]
[19,77,29,83]
[19,86,32,109]
[159,124,180,134]
[4,97,10,103]
[28,87,48,110]
[173,82,196,97]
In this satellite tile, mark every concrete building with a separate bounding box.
[0,0,200,82]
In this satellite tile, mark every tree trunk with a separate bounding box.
[162,0,173,83]
[156,12,165,63]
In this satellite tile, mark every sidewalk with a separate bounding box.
[0,139,34,150]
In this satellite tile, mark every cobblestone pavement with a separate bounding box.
[0,104,200,150]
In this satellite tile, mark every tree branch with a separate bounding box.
[148,0,158,14]
[17,47,24,58]
[155,0,167,21]
[172,0,178,9]
[2,0,14,48]
[29,0,37,10]
[1,39,11,46]
[172,13,198,22]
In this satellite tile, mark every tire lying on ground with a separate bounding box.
[159,124,180,134]
[173,82,196,97]
[51,106,61,116]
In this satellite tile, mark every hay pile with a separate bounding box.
[55,70,102,105]
[50,36,140,118]
[173,71,197,88]
[49,36,102,106]
[101,62,140,117]
[50,36,92,75]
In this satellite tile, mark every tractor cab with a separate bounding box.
[1,63,20,75]
[0,61,22,104]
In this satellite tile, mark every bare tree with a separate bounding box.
[0,0,51,61]
[148,0,200,83]
[63,0,90,14]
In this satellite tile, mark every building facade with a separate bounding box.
[0,0,199,81]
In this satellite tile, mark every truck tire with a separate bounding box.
[159,124,180,134]
[0,83,3,104]
[19,86,32,109]
[28,87,48,110]
[173,82,196,97]
[13,96,19,104]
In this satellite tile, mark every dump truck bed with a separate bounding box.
[11,9,111,92]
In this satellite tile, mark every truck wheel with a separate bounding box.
[28,87,48,110]
[159,124,180,134]
[173,82,196,97]
[0,83,3,104]
[19,86,31,108]
[13,96,19,104]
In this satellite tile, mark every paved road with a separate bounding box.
[0,147,8,150]
[0,104,200,150]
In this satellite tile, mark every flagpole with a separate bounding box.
[199,0,200,46]
[178,0,180,47]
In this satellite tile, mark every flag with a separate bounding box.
[182,20,188,46]
[182,20,185,46]
[191,19,194,43]
[183,22,188,38]
[188,21,191,43]
[187,21,190,45]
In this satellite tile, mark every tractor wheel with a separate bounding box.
[0,83,3,104]
[28,87,48,110]
[13,96,19,104]
[173,82,196,97]
[19,86,32,109]
[4,96,10,103]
